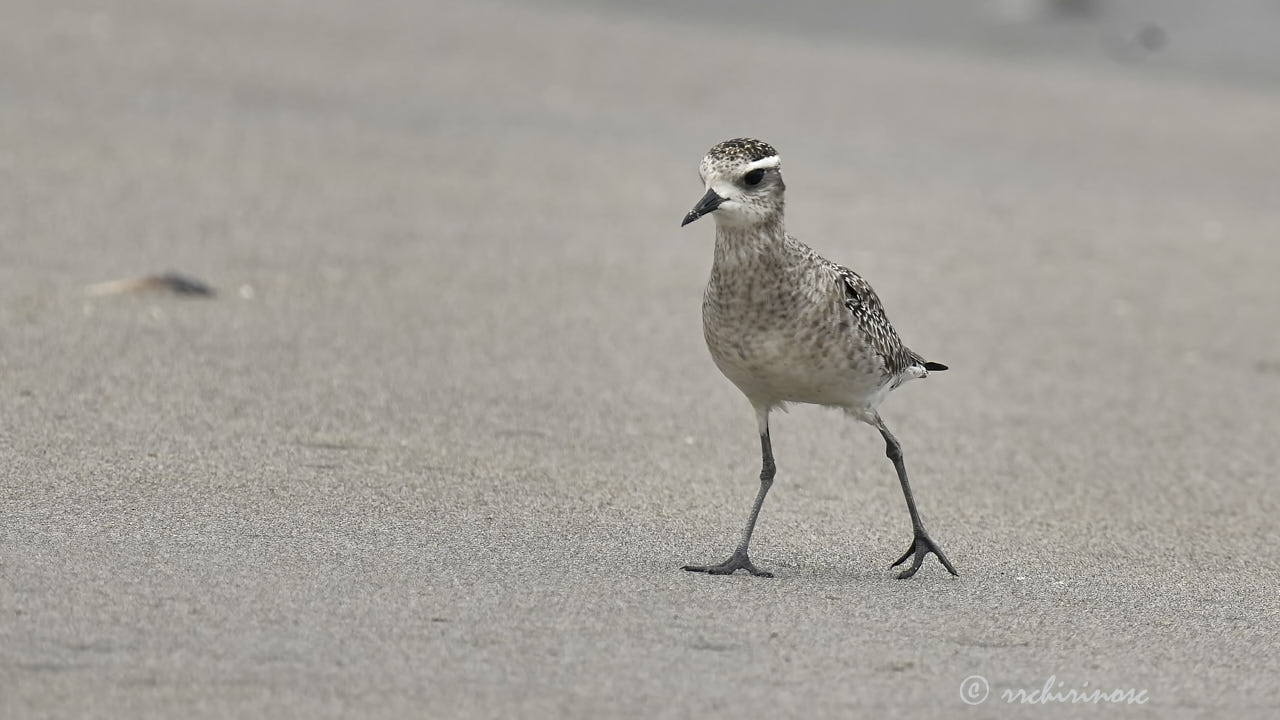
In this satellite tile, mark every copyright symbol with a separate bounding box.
[960,675,989,705]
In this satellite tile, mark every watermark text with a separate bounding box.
[960,675,1149,706]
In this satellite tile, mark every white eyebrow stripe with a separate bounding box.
[742,156,781,171]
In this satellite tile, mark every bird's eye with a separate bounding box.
[743,169,765,186]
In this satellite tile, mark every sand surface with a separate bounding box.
[3,1,1279,717]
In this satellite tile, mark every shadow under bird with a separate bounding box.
[680,138,957,580]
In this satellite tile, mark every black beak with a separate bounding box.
[681,188,726,227]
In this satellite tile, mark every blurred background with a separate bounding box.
[562,0,1280,85]
[3,1,1279,717]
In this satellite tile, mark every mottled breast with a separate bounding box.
[702,257,891,408]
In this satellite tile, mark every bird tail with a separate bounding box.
[924,361,949,372]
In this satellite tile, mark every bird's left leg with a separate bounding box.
[874,413,959,580]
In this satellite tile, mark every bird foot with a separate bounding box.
[683,551,773,578]
[890,531,958,579]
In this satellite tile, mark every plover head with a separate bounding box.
[681,138,785,228]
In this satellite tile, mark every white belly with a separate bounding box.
[706,329,889,410]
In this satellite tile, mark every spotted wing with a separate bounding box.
[836,265,918,377]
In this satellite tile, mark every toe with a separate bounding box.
[890,545,915,569]
[894,546,927,579]
[936,551,959,576]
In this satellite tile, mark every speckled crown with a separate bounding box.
[706,138,779,163]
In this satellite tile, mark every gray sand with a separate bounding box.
[3,1,1279,717]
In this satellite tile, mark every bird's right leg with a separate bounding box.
[683,408,776,577]
[875,414,958,580]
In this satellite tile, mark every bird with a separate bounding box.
[679,138,958,580]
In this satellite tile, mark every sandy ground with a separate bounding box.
[3,1,1279,717]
